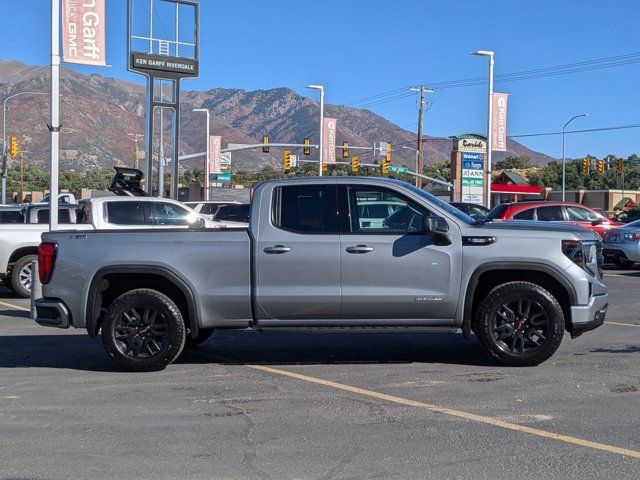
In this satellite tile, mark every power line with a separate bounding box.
[511,123,640,138]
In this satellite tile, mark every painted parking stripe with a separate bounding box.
[0,300,29,312]
[248,364,640,460]
[605,321,640,328]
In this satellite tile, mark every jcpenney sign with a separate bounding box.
[62,0,106,66]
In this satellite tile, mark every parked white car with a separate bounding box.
[0,198,212,298]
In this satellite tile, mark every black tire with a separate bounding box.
[10,254,37,298]
[474,281,564,367]
[101,289,186,372]
[185,328,214,349]
[613,256,635,269]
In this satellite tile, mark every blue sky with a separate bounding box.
[1,0,639,160]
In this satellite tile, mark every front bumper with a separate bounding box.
[569,293,608,338]
[34,298,71,329]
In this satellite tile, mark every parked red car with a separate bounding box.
[486,201,623,238]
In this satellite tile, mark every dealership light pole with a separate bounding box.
[471,50,494,208]
[193,108,210,200]
[306,84,324,176]
[2,92,47,204]
[49,0,61,231]
[561,113,588,202]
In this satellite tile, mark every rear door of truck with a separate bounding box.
[253,181,341,321]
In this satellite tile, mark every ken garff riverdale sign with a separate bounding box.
[62,0,107,66]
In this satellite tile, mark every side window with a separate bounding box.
[151,202,193,226]
[0,210,23,224]
[348,186,429,234]
[536,206,564,221]
[215,204,250,223]
[566,206,598,222]
[513,208,534,220]
[35,209,72,224]
[273,185,338,233]
[105,202,148,225]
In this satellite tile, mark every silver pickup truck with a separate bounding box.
[34,177,608,371]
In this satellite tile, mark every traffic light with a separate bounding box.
[581,157,589,175]
[381,142,391,174]
[9,136,18,157]
[597,160,604,174]
[303,138,311,155]
[618,158,624,175]
[262,135,269,153]
[283,150,291,171]
[351,156,359,174]
[342,141,349,158]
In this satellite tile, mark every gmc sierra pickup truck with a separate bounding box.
[34,177,608,371]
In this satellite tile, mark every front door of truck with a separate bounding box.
[339,185,460,321]
[254,183,341,321]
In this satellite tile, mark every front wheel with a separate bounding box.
[102,289,186,372]
[474,282,564,367]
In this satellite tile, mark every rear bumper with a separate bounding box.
[569,293,608,338]
[34,298,71,329]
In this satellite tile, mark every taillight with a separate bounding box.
[624,233,640,240]
[38,242,57,284]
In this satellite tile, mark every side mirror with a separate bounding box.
[591,218,603,226]
[422,216,452,245]
[194,217,206,229]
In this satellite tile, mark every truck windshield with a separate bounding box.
[401,182,476,225]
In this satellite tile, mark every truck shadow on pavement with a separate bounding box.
[0,331,495,371]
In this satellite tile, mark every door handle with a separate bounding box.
[263,245,291,254]
[346,245,374,254]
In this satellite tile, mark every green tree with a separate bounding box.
[494,156,534,170]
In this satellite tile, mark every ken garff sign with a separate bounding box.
[62,0,107,66]
[491,93,509,152]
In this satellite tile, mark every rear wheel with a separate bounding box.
[613,256,635,269]
[10,255,37,298]
[474,282,564,367]
[101,289,186,371]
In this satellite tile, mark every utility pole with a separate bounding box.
[127,133,143,170]
[410,85,433,187]
[49,0,60,231]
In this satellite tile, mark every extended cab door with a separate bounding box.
[339,184,462,321]
[254,183,341,321]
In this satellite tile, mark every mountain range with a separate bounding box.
[0,60,555,173]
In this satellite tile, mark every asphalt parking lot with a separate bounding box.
[0,271,639,480]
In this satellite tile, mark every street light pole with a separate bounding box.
[2,92,47,204]
[472,50,495,209]
[561,113,588,202]
[306,85,324,176]
[193,108,210,200]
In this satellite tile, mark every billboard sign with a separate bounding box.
[461,152,484,203]
[62,0,107,66]
[208,136,222,174]
[323,118,337,164]
[491,93,508,152]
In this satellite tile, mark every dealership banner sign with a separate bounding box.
[323,118,337,164]
[208,136,222,174]
[62,0,107,66]
[461,152,484,204]
[491,93,508,152]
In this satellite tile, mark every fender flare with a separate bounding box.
[462,262,578,338]
[85,265,199,339]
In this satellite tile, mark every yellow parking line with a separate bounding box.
[605,321,640,328]
[0,300,29,312]
[248,364,640,460]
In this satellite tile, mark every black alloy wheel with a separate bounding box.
[474,282,564,366]
[490,298,550,356]
[102,289,186,371]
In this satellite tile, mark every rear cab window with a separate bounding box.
[272,185,338,233]
[34,208,73,224]
[513,208,535,220]
[535,206,564,221]
[105,202,148,225]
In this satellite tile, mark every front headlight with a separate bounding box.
[562,240,601,278]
